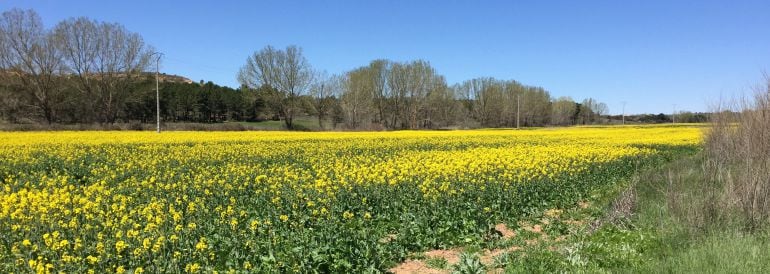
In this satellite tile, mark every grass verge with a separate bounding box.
[394,152,770,273]
[634,154,770,273]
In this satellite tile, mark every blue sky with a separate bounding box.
[2,0,769,114]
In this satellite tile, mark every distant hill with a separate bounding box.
[0,69,194,85]
[147,73,194,84]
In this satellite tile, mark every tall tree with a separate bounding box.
[238,45,314,129]
[368,59,390,125]
[521,86,551,126]
[458,78,502,127]
[424,81,458,128]
[384,60,443,129]
[0,9,65,123]
[551,96,577,126]
[309,72,341,129]
[341,67,375,129]
[53,17,154,123]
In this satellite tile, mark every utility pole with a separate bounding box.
[621,101,626,125]
[152,52,164,133]
[516,93,520,129]
[672,104,676,124]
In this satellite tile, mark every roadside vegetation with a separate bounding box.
[392,84,770,273]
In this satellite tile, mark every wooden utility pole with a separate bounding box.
[516,93,520,129]
[672,104,677,124]
[152,52,163,133]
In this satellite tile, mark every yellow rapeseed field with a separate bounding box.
[0,125,702,273]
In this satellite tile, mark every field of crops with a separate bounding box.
[0,125,701,273]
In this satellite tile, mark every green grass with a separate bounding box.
[492,152,770,273]
[575,153,770,273]
[645,231,770,273]
[631,154,770,273]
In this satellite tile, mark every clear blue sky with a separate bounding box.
[3,0,769,114]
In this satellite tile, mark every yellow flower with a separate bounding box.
[195,237,208,251]
[115,240,128,253]
[152,236,165,253]
[249,220,260,231]
[185,263,201,273]
[142,238,151,250]
[116,265,126,274]
[0,125,702,272]
[229,218,238,230]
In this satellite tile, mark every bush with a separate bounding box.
[706,78,770,230]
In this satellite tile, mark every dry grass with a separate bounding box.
[706,78,770,230]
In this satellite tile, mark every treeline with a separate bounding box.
[606,112,710,124]
[237,46,614,130]
[0,9,156,124]
[3,8,685,129]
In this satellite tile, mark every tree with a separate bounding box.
[473,79,504,127]
[237,45,314,129]
[309,72,341,129]
[341,67,375,129]
[424,81,458,128]
[551,96,576,126]
[457,78,552,128]
[0,9,66,123]
[53,17,154,123]
[520,86,552,126]
[368,60,390,125]
[386,62,409,129]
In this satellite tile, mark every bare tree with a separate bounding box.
[521,86,552,126]
[0,9,65,123]
[54,17,153,123]
[424,81,458,128]
[594,102,609,117]
[551,96,576,126]
[341,66,375,129]
[458,78,502,127]
[404,60,439,129]
[386,62,408,129]
[238,45,313,129]
[309,71,341,129]
[368,59,390,125]
[384,60,444,129]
